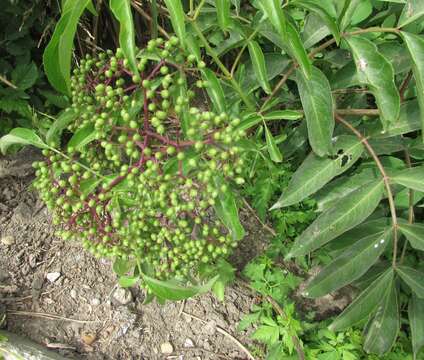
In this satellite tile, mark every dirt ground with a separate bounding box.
[0,148,270,360]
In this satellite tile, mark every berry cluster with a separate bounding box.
[33,37,246,280]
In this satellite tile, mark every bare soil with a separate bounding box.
[0,148,269,360]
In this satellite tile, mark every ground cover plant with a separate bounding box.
[1,0,424,359]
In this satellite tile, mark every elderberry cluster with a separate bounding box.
[33,37,246,280]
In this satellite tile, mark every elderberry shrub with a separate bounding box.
[32,37,246,281]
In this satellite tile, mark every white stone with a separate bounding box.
[46,272,61,283]
[184,338,194,348]
[1,235,15,246]
[160,342,174,354]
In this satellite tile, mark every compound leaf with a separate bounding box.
[345,36,400,128]
[391,166,424,192]
[272,135,363,209]
[248,40,271,94]
[0,128,48,154]
[409,295,424,358]
[296,66,334,157]
[401,32,424,140]
[363,283,399,355]
[399,223,424,251]
[397,266,424,298]
[305,228,391,298]
[43,0,91,94]
[109,0,138,75]
[329,268,394,331]
[286,179,384,258]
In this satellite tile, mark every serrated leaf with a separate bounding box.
[252,325,280,346]
[11,62,38,90]
[272,135,363,209]
[0,128,48,154]
[292,0,340,44]
[286,179,384,258]
[80,177,102,197]
[213,176,245,241]
[43,0,91,94]
[296,66,334,157]
[109,0,138,75]
[144,275,218,301]
[163,0,186,47]
[216,0,231,31]
[391,166,424,192]
[399,223,424,251]
[248,40,271,94]
[46,109,77,145]
[38,90,70,109]
[409,295,424,357]
[118,275,139,288]
[329,268,394,331]
[305,228,391,298]
[344,36,400,128]
[265,125,282,163]
[67,124,96,151]
[396,266,424,298]
[202,69,226,114]
[303,13,331,49]
[398,0,424,28]
[0,98,31,118]
[401,32,424,141]
[363,282,399,355]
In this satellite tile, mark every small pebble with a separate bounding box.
[1,236,15,246]
[91,298,101,306]
[70,289,77,299]
[46,272,61,283]
[160,342,174,354]
[112,287,133,306]
[184,338,194,348]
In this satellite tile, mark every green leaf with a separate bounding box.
[363,283,399,355]
[163,0,186,47]
[257,0,286,39]
[118,276,139,288]
[396,266,424,298]
[248,40,271,94]
[305,228,391,298]
[344,36,400,128]
[296,66,334,157]
[213,176,245,241]
[401,32,424,141]
[144,275,218,301]
[237,110,302,132]
[272,135,363,209]
[109,0,138,76]
[286,179,384,258]
[67,124,96,151]
[43,0,91,94]
[216,0,231,31]
[38,90,70,108]
[202,69,226,114]
[287,22,312,79]
[0,98,31,119]
[398,0,424,28]
[391,166,424,192]
[329,268,394,331]
[112,258,133,276]
[46,109,77,145]
[0,128,48,154]
[399,223,424,251]
[339,0,361,31]
[409,295,424,358]
[265,125,282,163]
[252,325,280,346]
[292,0,340,44]
[11,62,38,90]
[79,177,102,197]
